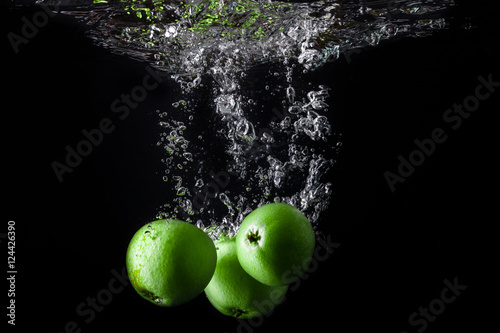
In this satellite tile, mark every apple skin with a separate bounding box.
[235,203,315,286]
[126,219,217,306]
[204,237,288,319]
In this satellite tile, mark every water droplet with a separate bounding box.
[196,220,204,229]
[286,86,295,104]
[195,179,204,188]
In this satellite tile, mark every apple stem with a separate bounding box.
[232,308,248,318]
[247,230,261,244]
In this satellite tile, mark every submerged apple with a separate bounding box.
[126,219,217,306]
[236,203,315,286]
[204,237,288,319]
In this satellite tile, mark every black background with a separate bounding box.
[2,0,498,332]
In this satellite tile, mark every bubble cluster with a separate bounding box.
[155,109,197,220]
[152,68,339,238]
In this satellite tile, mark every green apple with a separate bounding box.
[204,237,288,319]
[126,219,217,306]
[236,203,315,286]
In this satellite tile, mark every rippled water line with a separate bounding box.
[42,0,455,75]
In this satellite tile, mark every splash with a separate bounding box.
[35,0,455,237]
[51,0,455,74]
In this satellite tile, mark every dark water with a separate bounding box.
[3,0,499,332]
